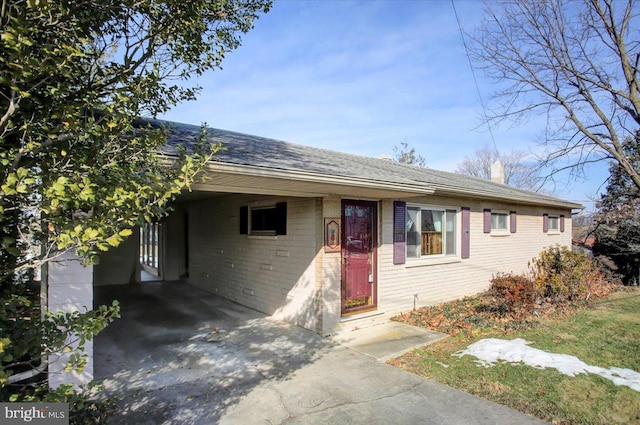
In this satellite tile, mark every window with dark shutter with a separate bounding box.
[240,206,248,234]
[406,206,457,258]
[275,202,287,235]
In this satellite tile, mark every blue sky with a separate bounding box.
[161,0,609,211]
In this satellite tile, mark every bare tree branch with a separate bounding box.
[471,0,640,190]
[455,144,545,191]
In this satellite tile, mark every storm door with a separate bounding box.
[341,200,377,315]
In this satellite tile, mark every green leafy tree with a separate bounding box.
[393,140,426,167]
[592,135,640,284]
[0,0,271,409]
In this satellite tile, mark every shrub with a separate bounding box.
[489,273,536,312]
[488,247,614,312]
[530,246,608,302]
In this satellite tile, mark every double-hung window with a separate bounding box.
[543,213,564,233]
[548,215,559,231]
[406,206,457,258]
[491,212,508,232]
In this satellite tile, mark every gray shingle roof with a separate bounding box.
[156,120,581,209]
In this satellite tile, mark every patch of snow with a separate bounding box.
[454,338,640,392]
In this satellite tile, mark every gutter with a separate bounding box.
[427,184,583,210]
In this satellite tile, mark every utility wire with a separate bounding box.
[451,0,500,160]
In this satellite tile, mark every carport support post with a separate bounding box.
[43,252,94,388]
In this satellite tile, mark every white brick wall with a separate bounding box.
[320,196,342,335]
[186,195,320,330]
[45,252,94,388]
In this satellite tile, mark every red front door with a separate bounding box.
[342,200,377,315]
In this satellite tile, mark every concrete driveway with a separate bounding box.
[95,281,547,424]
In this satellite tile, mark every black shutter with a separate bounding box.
[560,215,565,233]
[543,213,549,233]
[393,201,406,265]
[483,209,491,233]
[240,206,248,234]
[275,202,287,235]
[510,211,517,233]
[461,207,470,259]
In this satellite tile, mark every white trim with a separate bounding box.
[405,257,462,267]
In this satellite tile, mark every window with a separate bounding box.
[251,206,278,233]
[548,216,559,231]
[240,202,287,235]
[484,209,516,234]
[543,213,564,233]
[491,212,508,231]
[406,206,456,258]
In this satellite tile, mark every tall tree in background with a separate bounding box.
[592,135,640,284]
[0,0,270,404]
[456,145,544,191]
[470,0,640,191]
[393,140,427,167]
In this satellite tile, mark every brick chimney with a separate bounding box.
[491,161,505,184]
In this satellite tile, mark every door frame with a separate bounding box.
[341,199,378,316]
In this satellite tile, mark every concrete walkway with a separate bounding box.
[95,282,547,424]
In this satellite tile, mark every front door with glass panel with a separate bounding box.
[341,200,377,315]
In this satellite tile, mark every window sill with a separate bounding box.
[490,231,511,237]
[547,231,561,235]
[247,234,278,240]
[405,256,461,268]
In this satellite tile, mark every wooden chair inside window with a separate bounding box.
[421,231,442,255]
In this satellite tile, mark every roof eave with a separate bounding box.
[203,161,437,196]
[160,153,582,209]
